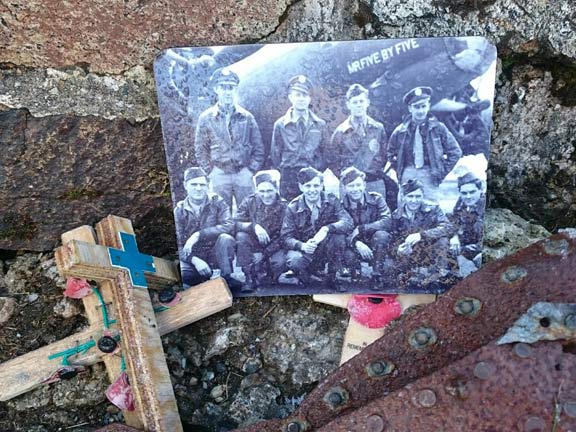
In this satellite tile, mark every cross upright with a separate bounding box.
[314,293,436,364]
[0,215,233,432]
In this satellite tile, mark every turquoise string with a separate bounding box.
[92,286,117,328]
[48,339,96,365]
[48,284,119,366]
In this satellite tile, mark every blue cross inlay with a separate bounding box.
[107,232,156,288]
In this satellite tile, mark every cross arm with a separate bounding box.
[0,278,232,402]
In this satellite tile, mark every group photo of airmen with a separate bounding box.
[155,38,496,296]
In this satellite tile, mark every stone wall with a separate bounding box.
[1,0,575,251]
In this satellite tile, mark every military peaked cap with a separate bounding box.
[403,86,433,105]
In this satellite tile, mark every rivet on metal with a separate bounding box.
[366,414,386,432]
[97,335,118,354]
[409,327,438,349]
[417,389,437,408]
[543,238,570,256]
[367,360,395,378]
[564,401,576,418]
[514,343,533,359]
[501,266,528,284]
[285,420,306,432]
[473,361,496,380]
[323,386,349,410]
[454,297,482,316]
[564,313,576,329]
[524,416,545,432]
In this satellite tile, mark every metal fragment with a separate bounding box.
[543,238,570,256]
[498,303,576,344]
[559,228,576,239]
[316,342,576,431]
[235,232,576,432]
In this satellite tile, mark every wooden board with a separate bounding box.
[95,215,182,432]
[62,225,142,427]
[0,277,231,403]
[314,293,437,364]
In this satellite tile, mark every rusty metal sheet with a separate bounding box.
[317,341,576,431]
[236,232,576,431]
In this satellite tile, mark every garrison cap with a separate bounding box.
[254,171,279,189]
[457,172,482,189]
[403,86,433,105]
[288,75,313,94]
[210,67,240,87]
[340,166,366,185]
[346,83,369,100]
[297,167,323,184]
[184,167,208,182]
[401,178,424,195]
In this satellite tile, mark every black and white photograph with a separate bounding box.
[153,37,497,297]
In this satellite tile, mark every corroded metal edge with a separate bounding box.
[237,232,576,431]
[318,341,576,431]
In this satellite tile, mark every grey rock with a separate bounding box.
[163,331,204,367]
[204,325,249,360]
[0,297,17,324]
[488,66,576,229]
[4,254,41,294]
[483,208,551,261]
[261,307,344,386]
[39,255,66,287]
[0,66,157,121]
[242,357,263,375]
[367,0,575,59]
[53,298,82,319]
[201,371,215,382]
[228,383,281,426]
[210,384,226,400]
[166,345,186,378]
[1,0,292,73]
[0,110,175,253]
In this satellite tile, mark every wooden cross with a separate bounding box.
[0,215,233,432]
[314,293,436,364]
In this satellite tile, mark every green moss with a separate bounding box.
[61,187,103,200]
[0,213,38,240]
